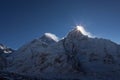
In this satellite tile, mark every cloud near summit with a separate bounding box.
[76,25,93,37]
[45,33,59,41]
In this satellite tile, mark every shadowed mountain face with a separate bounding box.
[3,27,120,79]
[0,44,14,70]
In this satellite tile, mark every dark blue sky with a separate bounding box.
[0,0,120,49]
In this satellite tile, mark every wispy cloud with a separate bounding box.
[76,25,94,37]
[45,33,59,41]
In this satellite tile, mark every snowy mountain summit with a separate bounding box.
[0,44,14,54]
[0,44,14,70]
[40,33,58,45]
[5,26,120,79]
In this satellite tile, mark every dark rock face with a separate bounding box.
[0,44,14,70]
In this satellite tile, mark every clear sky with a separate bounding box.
[0,0,120,49]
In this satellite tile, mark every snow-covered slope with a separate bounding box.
[6,27,120,79]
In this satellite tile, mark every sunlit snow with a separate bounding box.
[76,25,93,37]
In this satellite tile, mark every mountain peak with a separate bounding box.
[73,26,84,34]
[67,26,85,39]
[0,44,14,54]
[0,44,6,50]
[67,26,93,39]
[44,33,59,41]
[40,33,59,45]
[75,25,84,32]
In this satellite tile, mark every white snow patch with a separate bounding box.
[45,33,59,41]
[4,50,12,53]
